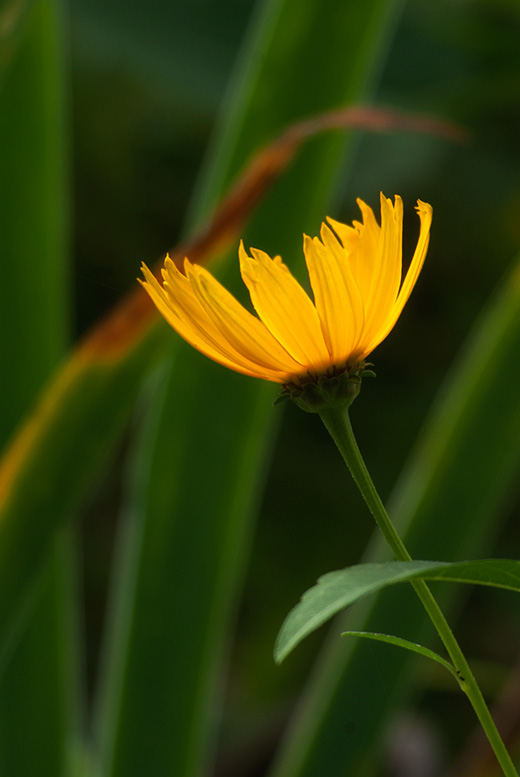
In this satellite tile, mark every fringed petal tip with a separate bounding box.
[163,253,175,271]
[139,261,157,286]
[416,199,433,215]
[238,239,253,271]
[415,199,433,230]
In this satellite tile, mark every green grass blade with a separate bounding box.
[0,532,80,777]
[0,0,35,87]
[268,259,520,777]
[190,0,402,229]
[0,0,68,442]
[0,323,167,659]
[96,1,402,776]
[0,0,79,774]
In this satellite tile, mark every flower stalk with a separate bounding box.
[318,406,518,777]
[138,188,516,771]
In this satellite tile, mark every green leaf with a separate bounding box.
[341,631,459,680]
[275,559,520,663]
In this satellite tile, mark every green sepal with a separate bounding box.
[278,362,372,413]
[273,391,291,406]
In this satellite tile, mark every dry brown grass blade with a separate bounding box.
[0,104,463,507]
[83,104,465,359]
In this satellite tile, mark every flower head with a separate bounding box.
[140,194,432,396]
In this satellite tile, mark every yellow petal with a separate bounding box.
[142,194,431,386]
[392,199,432,314]
[358,194,403,347]
[239,242,330,371]
[185,260,304,377]
[141,261,291,382]
[359,198,432,358]
[327,198,380,301]
[303,226,365,363]
[141,263,239,368]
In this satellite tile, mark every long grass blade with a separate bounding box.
[96,1,404,776]
[0,0,78,774]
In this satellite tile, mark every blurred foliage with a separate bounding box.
[3,0,519,773]
[69,0,257,331]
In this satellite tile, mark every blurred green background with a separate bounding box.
[2,0,520,775]
[75,0,520,771]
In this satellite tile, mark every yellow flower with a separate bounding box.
[140,193,432,387]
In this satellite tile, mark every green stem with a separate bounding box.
[319,406,518,777]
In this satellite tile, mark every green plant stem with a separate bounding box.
[319,406,518,777]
